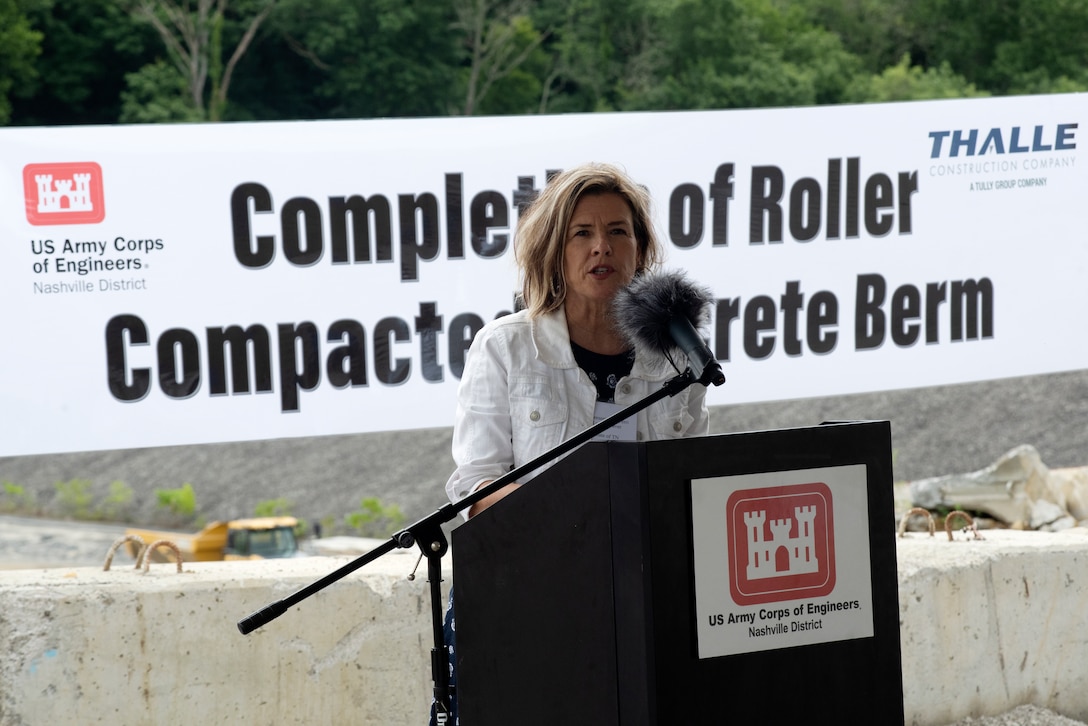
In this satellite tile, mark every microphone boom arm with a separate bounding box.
[237,367,701,634]
[236,367,714,720]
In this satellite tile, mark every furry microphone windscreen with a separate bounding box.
[612,270,714,359]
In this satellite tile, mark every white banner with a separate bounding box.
[2,94,1085,456]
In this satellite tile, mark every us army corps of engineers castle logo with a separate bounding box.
[23,162,106,226]
[727,483,835,606]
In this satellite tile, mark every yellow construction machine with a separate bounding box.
[125,516,300,562]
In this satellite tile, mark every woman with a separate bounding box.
[447,161,710,516]
[430,162,710,724]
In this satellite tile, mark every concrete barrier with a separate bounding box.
[897,527,1088,725]
[0,549,446,726]
[2,529,1087,725]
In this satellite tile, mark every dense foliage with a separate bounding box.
[5,0,1087,126]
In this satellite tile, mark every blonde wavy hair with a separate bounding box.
[515,162,663,317]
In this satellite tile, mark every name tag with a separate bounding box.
[591,401,637,442]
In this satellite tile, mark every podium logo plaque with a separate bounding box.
[690,464,873,658]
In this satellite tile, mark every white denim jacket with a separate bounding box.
[445,307,710,514]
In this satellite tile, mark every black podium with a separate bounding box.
[452,421,903,725]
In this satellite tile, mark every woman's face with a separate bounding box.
[562,192,640,313]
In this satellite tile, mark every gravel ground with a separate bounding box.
[0,514,129,570]
[946,705,1086,725]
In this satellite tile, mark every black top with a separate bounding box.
[570,342,636,403]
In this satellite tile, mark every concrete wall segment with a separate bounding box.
[0,552,444,726]
[3,530,1088,725]
[897,528,1088,725]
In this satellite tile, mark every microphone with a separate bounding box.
[613,270,726,387]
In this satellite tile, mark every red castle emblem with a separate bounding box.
[727,482,836,605]
[23,162,106,225]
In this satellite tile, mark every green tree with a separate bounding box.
[98,480,135,521]
[902,0,1088,96]
[801,0,916,74]
[155,482,197,519]
[9,0,1088,124]
[0,481,36,514]
[620,0,863,110]
[54,479,94,518]
[13,0,156,125]
[254,497,292,517]
[0,0,44,124]
[905,0,1018,91]
[845,53,988,103]
[988,0,1088,94]
[452,0,555,115]
[263,0,460,119]
[119,58,205,122]
[529,0,659,114]
[345,496,405,538]
[127,0,276,121]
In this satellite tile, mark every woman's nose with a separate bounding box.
[590,232,612,254]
